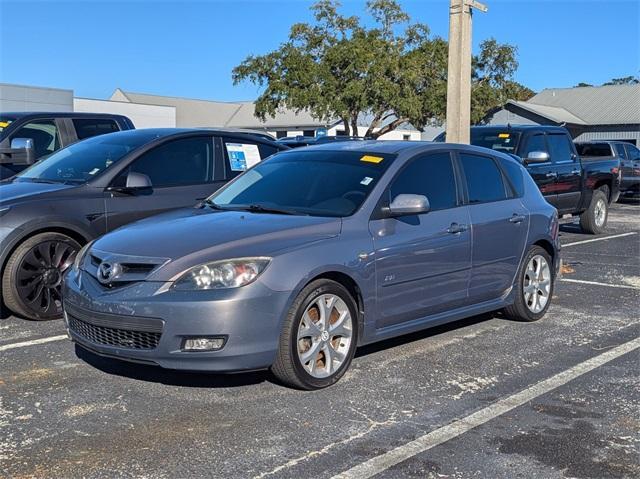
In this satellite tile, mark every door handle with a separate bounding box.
[447,223,468,234]
[509,214,526,224]
[545,172,558,178]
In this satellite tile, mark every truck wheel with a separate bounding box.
[579,189,608,234]
[2,232,80,320]
[271,279,358,390]
[504,246,554,322]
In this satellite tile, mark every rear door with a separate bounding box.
[369,151,472,329]
[104,135,221,231]
[521,133,558,206]
[548,133,582,213]
[458,152,529,303]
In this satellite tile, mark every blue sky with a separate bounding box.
[1,0,638,102]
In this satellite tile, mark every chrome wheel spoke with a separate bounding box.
[300,339,321,365]
[523,254,551,314]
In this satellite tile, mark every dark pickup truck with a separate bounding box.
[435,125,621,234]
[575,141,640,198]
[0,112,135,179]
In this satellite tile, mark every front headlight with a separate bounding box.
[72,241,94,273]
[173,257,271,291]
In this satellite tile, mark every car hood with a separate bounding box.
[0,180,74,205]
[91,207,342,281]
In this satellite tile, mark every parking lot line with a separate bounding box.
[331,336,640,479]
[563,231,638,248]
[560,278,640,290]
[0,334,67,352]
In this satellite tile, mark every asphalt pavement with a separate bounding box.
[1,202,638,479]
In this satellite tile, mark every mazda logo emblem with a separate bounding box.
[97,262,120,284]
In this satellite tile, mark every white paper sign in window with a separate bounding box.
[226,143,262,171]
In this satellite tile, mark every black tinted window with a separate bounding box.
[128,137,212,187]
[575,143,612,157]
[257,143,279,161]
[547,134,574,163]
[389,152,457,210]
[523,134,548,158]
[460,153,508,203]
[73,118,120,140]
[498,157,525,197]
[11,119,60,158]
[469,130,521,153]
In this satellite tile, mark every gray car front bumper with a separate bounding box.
[62,271,291,372]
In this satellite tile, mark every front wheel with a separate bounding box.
[271,279,358,390]
[504,246,554,322]
[2,232,80,320]
[579,189,608,234]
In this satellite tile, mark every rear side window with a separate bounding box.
[389,152,457,211]
[124,136,213,187]
[460,153,508,203]
[498,158,525,197]
[626,144,640,161]
[73,118,120,140]
[613,143,627,159]
[575,143,613,157]
[547,134,575,163]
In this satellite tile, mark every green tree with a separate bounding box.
[603,76,639,85]
[233,0,527,137]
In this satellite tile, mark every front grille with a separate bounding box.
[68,314,161,350]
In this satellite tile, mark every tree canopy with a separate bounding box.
[233,0,532,137]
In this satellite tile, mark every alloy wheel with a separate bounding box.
[15,240,77,317]
[594,199,606,227]
[296,294,353,378]
[523,254,551,314]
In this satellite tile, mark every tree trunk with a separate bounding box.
[341,118,350,136]
[350,116,359,138]
[365,111,384,138]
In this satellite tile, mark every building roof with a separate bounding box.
[520,84,640,125]
[112,89,330,129]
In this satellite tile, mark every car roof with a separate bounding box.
[91,127,281,143]
[470,124,568,133]
[1,111,130,119]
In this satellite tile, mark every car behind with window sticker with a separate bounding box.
[63,141,561,390]
[0,128,286,321]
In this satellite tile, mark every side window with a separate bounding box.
[522,134,548,159]
[11,119,60,158]
[460,153,508,203]
[125,137,213,187]
[389,152,457,211]
[257,143,279,161]
[73,118,120,140]
[222,137,265,180]
[625,144,640,161]
[498,157,525,198]
[547,134,575,163]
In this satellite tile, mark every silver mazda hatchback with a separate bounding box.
[63,141,560,389]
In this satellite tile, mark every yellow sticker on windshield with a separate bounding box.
[360,155,384,164]
[0,122,9,128]
[498,133,510,138]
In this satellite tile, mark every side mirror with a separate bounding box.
[524,151,550,164]
[386,194,430,217]
[0,138,35,165]
[125,171,152,189]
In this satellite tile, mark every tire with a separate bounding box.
[2,232,80,320]
[579,189,608,234]
[503,246,554,322]
[271,279,358,390]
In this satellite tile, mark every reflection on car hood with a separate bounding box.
[0,180,74,204]
[92,208,342,281]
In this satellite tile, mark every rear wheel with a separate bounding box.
[579,189,608,234]
[2,232,80,320]
[504,246,554,322]
[271,279,358,390]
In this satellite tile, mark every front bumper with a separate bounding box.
[62,271,292,372]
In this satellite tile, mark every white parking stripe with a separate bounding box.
[0,334,67,352]
[331,336,640,479]
[561,278,640,290]
[563,232,638,248]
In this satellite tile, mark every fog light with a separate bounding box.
[182,337,226,351]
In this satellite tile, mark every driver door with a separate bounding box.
[369,152,472,330]
[104,135,222,231]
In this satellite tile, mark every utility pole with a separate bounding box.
[445,0,487,144]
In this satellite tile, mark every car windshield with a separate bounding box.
[15,131,154,184]
[209,150,394,217]
[470,130,521,153]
